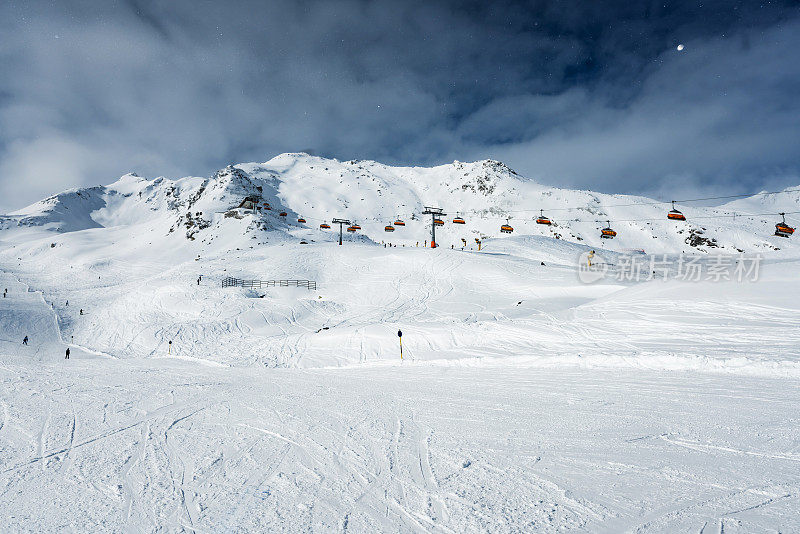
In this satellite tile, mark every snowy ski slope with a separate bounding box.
[1,154,799,531]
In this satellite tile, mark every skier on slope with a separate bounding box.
[22,336,28,345]
[65,348,70,360]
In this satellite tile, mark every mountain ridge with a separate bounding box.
[2,152,798,256]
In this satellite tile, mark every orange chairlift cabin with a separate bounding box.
[433,218,444,226]
[536,209,551,225]
[264,203,272,210]
[279,211,287,217]
[667,201,686,221]
[350,222,362,230]
[775,212,795,238]
[346,225,357,233]
[394,216,406,226]
[319,223,331,229]
[500,218,514,234]
[600,220,617,239]
[384,224,395,232]
[297,217,306,223]
[452,212,466,224]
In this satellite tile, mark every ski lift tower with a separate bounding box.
[422,206,445,248]
[332,218,351,246]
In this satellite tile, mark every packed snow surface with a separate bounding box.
[1,154,798,532]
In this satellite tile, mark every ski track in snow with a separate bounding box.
[4,362,796,532]
[1,341,799,531]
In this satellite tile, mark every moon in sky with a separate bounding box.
[677,44,685,51]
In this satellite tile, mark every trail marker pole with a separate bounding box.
[397,329,403,360]
[332,218,350,246]
[168,340,172,355]
[422,207,445,248]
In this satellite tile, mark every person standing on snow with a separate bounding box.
[22,336,28,345]
[65,348,70,359]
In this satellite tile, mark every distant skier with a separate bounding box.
[65,348,70,359]
[80,308,83,315]
[65,300,69,306]
[22,336,28,345]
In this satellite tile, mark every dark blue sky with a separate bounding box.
[1,0,799,210]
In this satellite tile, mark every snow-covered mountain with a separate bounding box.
[2,154,799,532]
[2,152,798,257]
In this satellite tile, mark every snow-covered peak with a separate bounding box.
[6,186,107,233]
[721,184,800,214]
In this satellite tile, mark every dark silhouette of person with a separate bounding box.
[22,336,28,345]
[65,348,70,359]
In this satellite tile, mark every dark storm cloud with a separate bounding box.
[475,16,800,199]
[1,0,799,210]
